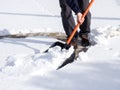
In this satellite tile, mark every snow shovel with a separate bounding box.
[44,0,94,53]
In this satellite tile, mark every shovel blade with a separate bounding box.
[44,41,65,53]
[57,50,75,70]
[57,46,89,70]
[44,41,71,53]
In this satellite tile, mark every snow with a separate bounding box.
[0,0,120,90]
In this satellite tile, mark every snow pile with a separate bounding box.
[91,25,120,45]
[1,45,74,76]
[0,29,10,36]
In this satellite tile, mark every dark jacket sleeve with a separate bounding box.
[66,0,81,14]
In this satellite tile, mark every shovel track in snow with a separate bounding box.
[0,32,66,40]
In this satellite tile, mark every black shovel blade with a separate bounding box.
[57,46,89,70]
[44,41,65,53]
[57,50,75,70]
[44,41,71,53]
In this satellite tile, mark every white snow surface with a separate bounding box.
[0,0,120,90]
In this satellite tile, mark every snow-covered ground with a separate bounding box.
[0,0,120,90]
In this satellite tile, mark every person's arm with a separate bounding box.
[66,0,81,14]
[66,0,84,24]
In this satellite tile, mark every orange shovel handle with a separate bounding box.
[66,0,94,45]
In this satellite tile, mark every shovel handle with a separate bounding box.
[66,0,94,45]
